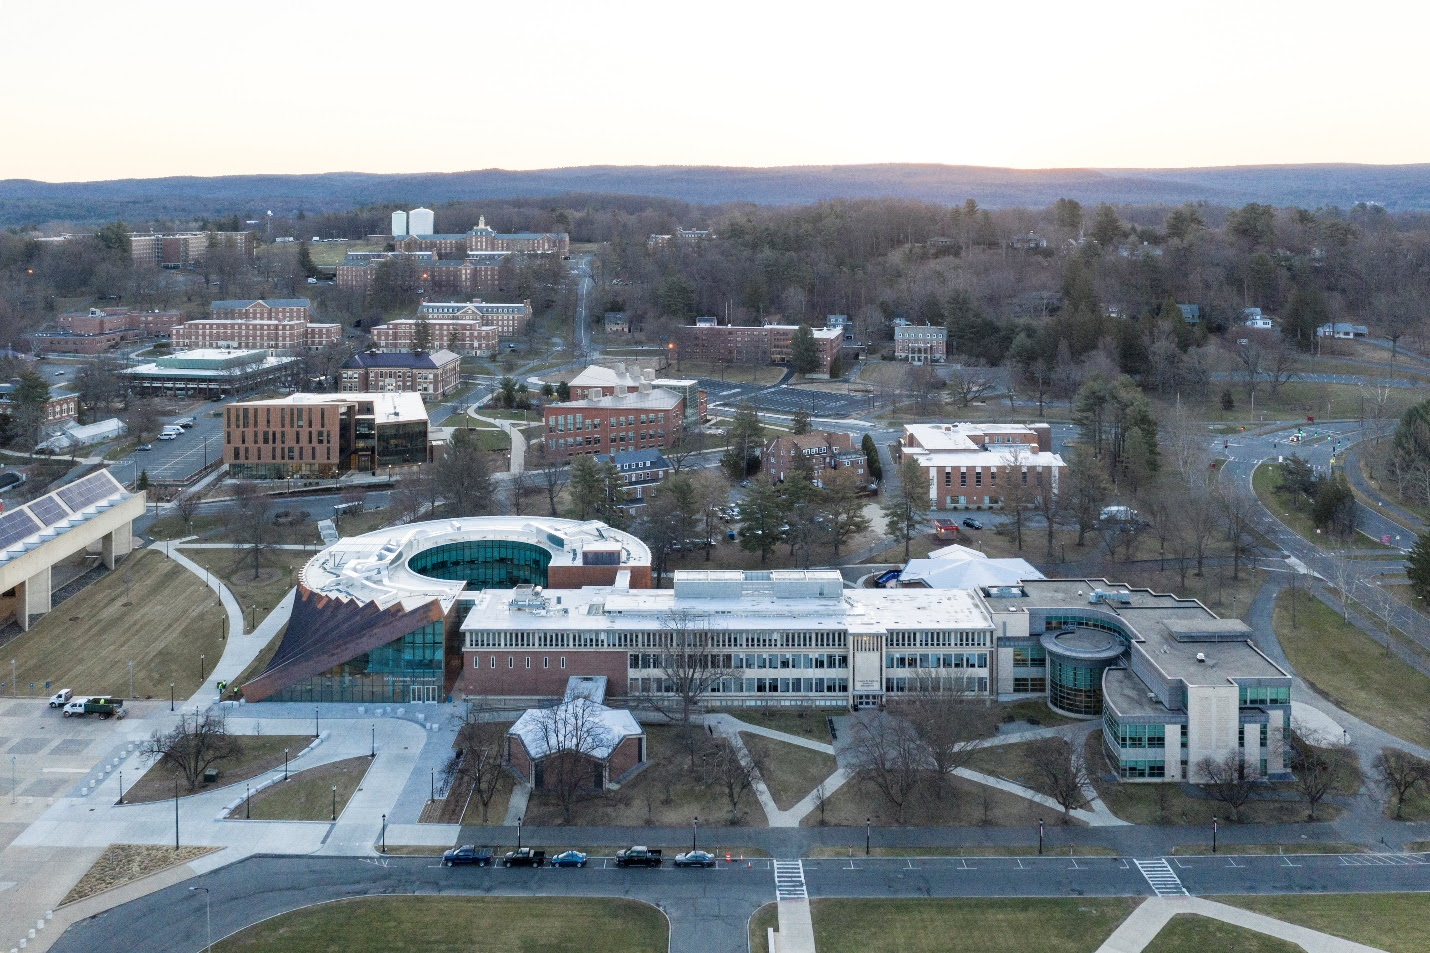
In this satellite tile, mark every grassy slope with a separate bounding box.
[1214,894,1430,953]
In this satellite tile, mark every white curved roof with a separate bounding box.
[299,516,651,614]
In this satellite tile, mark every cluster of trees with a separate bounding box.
[1274,455,1358,539]
[1385,398,1430,506]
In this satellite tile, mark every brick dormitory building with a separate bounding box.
[761,431,868,486]
[679,318,843,377]
[899,422,1066,510]
[171,299,340,352]
[341,350,461,400]
[542,376,684,458]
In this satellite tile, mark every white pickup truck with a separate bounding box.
[48,688,73,708]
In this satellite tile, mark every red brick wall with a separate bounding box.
[460,649,629,697]
[507,735,534,783]
[608,734,644,780]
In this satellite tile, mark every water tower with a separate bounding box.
[391,209,408,238]
[408,207,434,237]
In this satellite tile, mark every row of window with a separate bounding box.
[1011,646,1047,666]
[884,630,990,648]
[629,652,849,671]
[478,655,569,669]
[632,676,851,695]
[1239,685,1291,707]
[465,630,850,650]
[885,676,990,693]
[550,412,668,433]
[885,652,989,670]
[232,445,333,462]
[1011,676,1046,693]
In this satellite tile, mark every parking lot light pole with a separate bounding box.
[189,887,212,953]
[866,817,871,856]
[693,816,698,851]
[1038,818,1045,855]
[1212,817,1218,854]
[170,682,174,712]
[283,748,289,781]
[332,784,337,821]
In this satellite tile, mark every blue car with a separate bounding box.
[550,850,588,868]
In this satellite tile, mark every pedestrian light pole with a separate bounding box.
[371,724,376,758]
[170,682,175,712]
[283,748,290,781]
[692,816,699,851]
[331,784,338,821]
[315,707,320,738]
[1212,817,1219,854]
[128,660,134,700]
[189,887,212,953]
[866,817,871,856]
[1038,818,1045,856]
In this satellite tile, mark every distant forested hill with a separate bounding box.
[3,163,1430,226]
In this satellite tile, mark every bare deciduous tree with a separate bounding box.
[230,481,275,578]
[706,735,756,823]
[1031,736,1089,818]
[846,711,927,823]
[895,688,986,782]
[526,699,609,823]
[453,710,511,824]
[1287,727,1357,821]
[142,712,242,793]
[1373,748,1428,820]
[1196,752,1259,822]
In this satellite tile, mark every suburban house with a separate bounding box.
[594,448,673,513]
[1176,304,1201,326]
[1243,308,1275,330]
[1317,322,1369,339]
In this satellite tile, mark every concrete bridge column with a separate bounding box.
[17,566,52,631]
[101,526,134,570]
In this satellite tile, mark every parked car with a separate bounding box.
[674,850,716,868]
[961,518,983,530]
[550,850,588,868]
[47,688,73,708]
[135,443,153,452]
[441,845,493,867]
[614,846,663,868]
[502,847,545,867]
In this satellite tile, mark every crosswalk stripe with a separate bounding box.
[1135,858,1188,896]
[773,859,808,901]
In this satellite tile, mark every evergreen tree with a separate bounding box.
[789,324,820,376]
[1282,285,1329,352]
[722,403,764,479]
[861,433,883,483]
[9,369,51,447]
[413,317,433,353]
[297,240,320,279]
[790,409,811,435]
[1407,532,1430,603]
[1089,204,1125,246]
[737,477,785,565]
[881,458,931,559]
[565,455,626,527]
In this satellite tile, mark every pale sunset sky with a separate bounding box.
[3,0,1426,182]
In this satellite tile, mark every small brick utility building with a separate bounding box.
[506,677,646,790]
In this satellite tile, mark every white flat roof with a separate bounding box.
[237,391,428,424]
[300,516,652,613]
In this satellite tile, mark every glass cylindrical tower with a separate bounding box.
[1041,628,1124,717]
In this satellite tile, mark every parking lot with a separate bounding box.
[745,385,875,418]
[0,695,155,811]
[114,411,225,484]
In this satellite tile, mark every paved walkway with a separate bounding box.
[1095,896,1386,953]
[468,410,529,474]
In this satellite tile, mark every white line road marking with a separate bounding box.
[773,859,807,901]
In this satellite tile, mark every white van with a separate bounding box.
[48,688,73,707]
[159,425,183,440]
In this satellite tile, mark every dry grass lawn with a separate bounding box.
[1214,893,1430,953]
[214,896,667,953]
[62,844,219,905]
[3,549,225,699]
[1141,914,1302,953]
[741,733,837,811]
[805,898,1138,953]
[808,772,1064,828]
[718,708,832,741]
[125,735,313,803]
[242,756,371,821]
[1276,588,1430,749]
[182,547,311,622]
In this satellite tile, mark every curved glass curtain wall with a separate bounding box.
[1046,655,1108,716]
[407,539,552,590]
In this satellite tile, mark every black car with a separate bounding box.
[674,850,716,868]
[442,845,493,867]
[962,517,983,530]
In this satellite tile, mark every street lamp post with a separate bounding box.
[866,817,871,856]
[692,816,699,851]
[1212,817,1219,854]
[1038,818,1045,856]
[430,769,434,803]
[189,886,212,953]
[245,782,251,819]
[517,815,523,849]
[199,654,206,683]
[174,778,181,850]
[381,813,387,853]
[170,682,175,712]
[315,707,320,738]
[331,784,338,821]
[371,724,376,758]
[283,748,289,781]
[128,660,134,700]
[118,770,123,804]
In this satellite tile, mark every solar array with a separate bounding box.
[25,495,69,528]
[0,509,41,550]
[56,471,123,513]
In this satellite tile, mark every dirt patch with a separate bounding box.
[62,844,219,905]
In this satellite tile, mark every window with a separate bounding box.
[542,657,548,668]
[560,657,566,669]
[508,656,514,668]
[491,657,496,668]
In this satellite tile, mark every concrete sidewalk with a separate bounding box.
[1095,896,1387,953]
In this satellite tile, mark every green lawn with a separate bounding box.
[215,896,667,953]
[749,903,779,953]
[740,733,837,811]
[1141,914,1300,953]
[2,549,225,700]
[1275,588,1430,749]
[182,548,312,623]
[243,756,371,821]
[805,898,1139,953]
[1197,380,1415,423]
[1253,464,1380,550]
[1214,893,1430,953]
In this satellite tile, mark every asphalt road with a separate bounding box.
[48,851,1430,953]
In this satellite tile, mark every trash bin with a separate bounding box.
[203,768,220,784]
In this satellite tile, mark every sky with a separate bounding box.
[4,0,1428,182]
